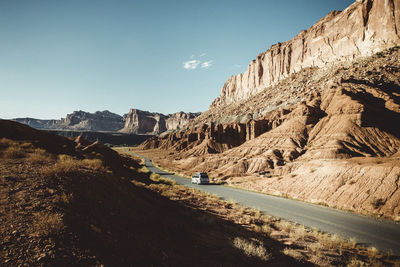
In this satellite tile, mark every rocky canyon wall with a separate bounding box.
[120,109,200,135]
[211,0,400,108]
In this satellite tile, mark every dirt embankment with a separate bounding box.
[0,120,308,266]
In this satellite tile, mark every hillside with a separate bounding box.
[139,0,400,220]
[1,120,309,266]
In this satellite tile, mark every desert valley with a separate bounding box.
[1,0,400,266]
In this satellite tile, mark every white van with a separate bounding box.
[191,172,209,185]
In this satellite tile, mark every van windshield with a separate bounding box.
[200,174,208,178]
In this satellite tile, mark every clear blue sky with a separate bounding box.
[0,0,354,119]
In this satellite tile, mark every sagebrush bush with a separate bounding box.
[2,145,25,158]
[28,148,51,163]
[42,154,81,176]
[233,237,271,261]
[32,212,64,236]
[82,158,104,171]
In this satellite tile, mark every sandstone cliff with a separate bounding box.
[211,0,400,108]
[14,110,125,132]
[120,109,199,135]
[13,118,59,129]
[57,110,125,131]
[14,109,199,135]
[140,45,400,219]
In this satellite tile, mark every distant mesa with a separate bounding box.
[119,109,200,135]
[13,109,200,135]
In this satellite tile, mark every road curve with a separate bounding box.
[124,149,400,255]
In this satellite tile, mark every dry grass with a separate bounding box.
[122,151,400,266]
[0,137,17,147]
[283,248,304,261]
[32,212,65,236]
[367,246,379,259]
[27,148,51,163]
[42,155,81,176]
[54,192,73,204]
[233,237,271,261]
[82,158,104,171]
[347,258,368,267]
[0,138,29,158]
[2,145,25,158]
[276,220,294,233]
[43,155,106,176]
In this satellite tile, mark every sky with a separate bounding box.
[0,0,354,119]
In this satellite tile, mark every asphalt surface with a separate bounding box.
[125,149,400,255]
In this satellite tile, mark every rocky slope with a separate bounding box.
[1,120,303,266]
[211,0,400,108]
[120,109,200,135]
[142,46,400,219]
[140,0,400,221]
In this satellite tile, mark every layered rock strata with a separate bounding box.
[14,110,199,135]
[211,0,400,108]
[14,110,125,132]
[140,46,400,219]
[120,109,199,135]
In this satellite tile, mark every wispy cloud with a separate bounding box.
[232,64,242,68]
[201,60,213,69]
[183,60,200,70]
[183,53,213,70]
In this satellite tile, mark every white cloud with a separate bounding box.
[183,60,200,70]
[199,53,206,57]
[232,64,242,68]
[201,60,213,69]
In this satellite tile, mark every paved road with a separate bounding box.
[124,149,400,255]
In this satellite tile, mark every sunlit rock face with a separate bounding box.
[120,109,200,135]
[211,0,400,108]
[14,110,125,132]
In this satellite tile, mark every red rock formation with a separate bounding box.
[120,109,199,135]
[211,0,400,108]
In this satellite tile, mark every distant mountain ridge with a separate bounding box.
[13,109,200,135]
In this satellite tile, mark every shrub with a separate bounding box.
[82,158,104,171]
[0,138,17,147]
[283,248,304,261]
[32,212,64,236]
[28,148,50,163]
[233,237,271,261]
[42,155,81,176]
[370,198,385,209]
[2,145,25,158]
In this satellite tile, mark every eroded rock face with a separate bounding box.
[140,46,400,219]
[12,118,59,129]
[58,110,125,131]
[120,109,166,135]
[14,110,125,132]
[165,112,200,131]
[120,109,200,135]
[211,0,400,108]
[14,110,200,134]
